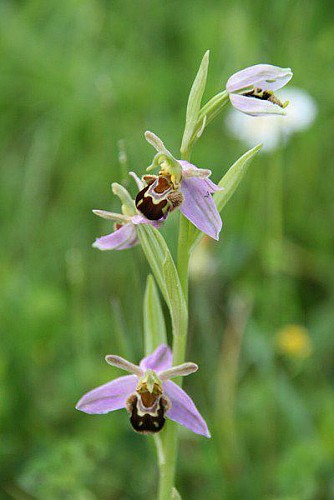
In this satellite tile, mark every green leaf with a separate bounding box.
[181,50,209,155]
[143,275,167,356]
[214,143,262,213]
[163,253,187,339]
[137,224,187,338]
[137,224,168,302]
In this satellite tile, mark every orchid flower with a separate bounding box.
[93,180,164,251]
[135,131,222,241]
[76,344,211,438]
[226,64,293,116]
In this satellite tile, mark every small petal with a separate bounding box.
[76,374,137,414]
[181,163,212,179]
[140,344,173,372]
[163,380,211,438]
[129,171,145,191]
[179,162,222,240]
[93,210,130,223]
[105,355,143,377]
[93,223,138,251]
[226,64,293,93]
[229,93,286,117]
[159,362,198,381]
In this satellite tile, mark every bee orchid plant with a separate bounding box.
[76,51,293,499]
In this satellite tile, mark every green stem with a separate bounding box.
[157,228,190,499]
[156,149,192,500]
[176,214,191,305]
[157,424,179,500]
[156,91,231,499]
[197,90,229,128]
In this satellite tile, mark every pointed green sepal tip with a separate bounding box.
[203,49,210,63]
[181,50,210,154]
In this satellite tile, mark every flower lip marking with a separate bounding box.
[135,174,184,221]
[126,369,170,434]
[126,394,169,434]
[243,87,289,109]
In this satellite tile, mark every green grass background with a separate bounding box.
[1,0,334,498]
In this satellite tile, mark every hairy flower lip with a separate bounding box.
[76,344,211,438]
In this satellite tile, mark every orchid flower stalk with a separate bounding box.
[76,50,292,499]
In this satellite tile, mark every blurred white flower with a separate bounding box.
[225,87,317,152]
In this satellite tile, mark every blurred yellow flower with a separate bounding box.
[276,324,312,358]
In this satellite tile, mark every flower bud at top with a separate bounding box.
[226,64,293,116]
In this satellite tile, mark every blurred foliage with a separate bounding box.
[1,0,334,498]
